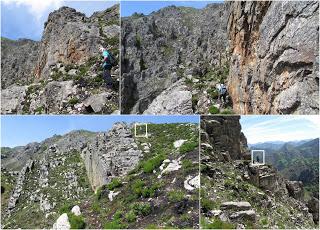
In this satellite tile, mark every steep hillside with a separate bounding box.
[121,1,319,115]
[1,122,199,229]
[200,116,318,228]
[227,1,319,114]
[1,4,120,115]
[121,4,231,114]
[250,138,319,199]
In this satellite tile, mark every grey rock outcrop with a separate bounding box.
[34,5,119,79]
[1,4,119,114]
[121,4,228,114]
[307,197,319,224]
[143,79,193,114]
[81,122,142,191]
[227,1,319,114]
[7,160,34,211]
[1,85,28,114]
[286,181,304,201]
[201,116,248,161]
[1,38,39,89]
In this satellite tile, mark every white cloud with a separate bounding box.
[241,116,320,144]
[2,0,64,20]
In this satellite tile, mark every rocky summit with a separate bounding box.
[200,116,318,229]
[1,122,199,229]
[1,4,120,115]
[121,1,319,115]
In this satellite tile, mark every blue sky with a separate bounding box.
[121,1,221,17]
[0,115,199,147]
[240,115,320,144]
[1,0,118,41]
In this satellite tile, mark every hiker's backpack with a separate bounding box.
[220,84,227,94]
[107,52,117,67]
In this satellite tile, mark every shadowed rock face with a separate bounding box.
[1,38,40,89]
[201,115,248,161]
[121,4,228,114]
[227,1,319,114]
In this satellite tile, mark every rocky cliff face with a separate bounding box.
[201,115,249,161]
[200,116,317,229]
[121,4,229,114]
[1,4,119,115]
[1,38,40,89]
[1,122,199,229]
[82,122,142,191]
[227,1,319,114]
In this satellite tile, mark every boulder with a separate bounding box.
[52,213,70,230]
[220,201,252,211]
[229,210,256,221]
[1,85,28,114]
[71,205,81,216]
[83,92,112,113]
[286,181,304,201]
[143,80,193,115]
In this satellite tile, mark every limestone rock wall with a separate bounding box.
[121,4,228,114]
[201,115,248,161]
[227,1,319,114]
[81,122,142,191]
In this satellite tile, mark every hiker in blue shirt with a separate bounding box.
[218,82,227,104]
[99,47,113,88]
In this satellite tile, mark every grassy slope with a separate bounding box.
[81,123,200,229]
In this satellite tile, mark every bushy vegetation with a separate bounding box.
[201,218,234,229]
[209,106,219,114]
[125,210,137,223]
[179,139,198,154]
[142,154,165,173]
[68,213,86,229]
[107,178,122,190]
[168,190,185,202]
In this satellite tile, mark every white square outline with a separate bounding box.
[251,150,265,165]
[134,123,148,138]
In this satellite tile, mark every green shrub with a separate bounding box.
[107,178,122,190]
[146,224,158,229]
[135,35,141,48]
[142,154,165,173]
[182,159,193,171]
[59,203,73,214]
[201,198,214,213]
[202,218,234,229]
[207,88,219,99]
[68,213,86,229]
[103,219,127,229]
[68,97,79,105]
[35,106,44,113]
[130,202,151,216]
[168,190,185,202]
[114,210,123,220]
[125,210,137,223]
[91,201,101,213]
[179,140,198,154]
[209,106,219,114]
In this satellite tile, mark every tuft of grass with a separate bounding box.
[168,190,185,202]
[125,210,137,223]
[201,218,234,229]
[68,97,79,106]
[130,202,152,216]
[179,140,198,154]
[107,178,122,190]
[142,154,165,173]
[209,106,219,114]
[103,219,127,229]
[201,198,215,213]
[68,213,86,229]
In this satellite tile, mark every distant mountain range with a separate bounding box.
[248,139,313,150]
[250,138,319,198]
